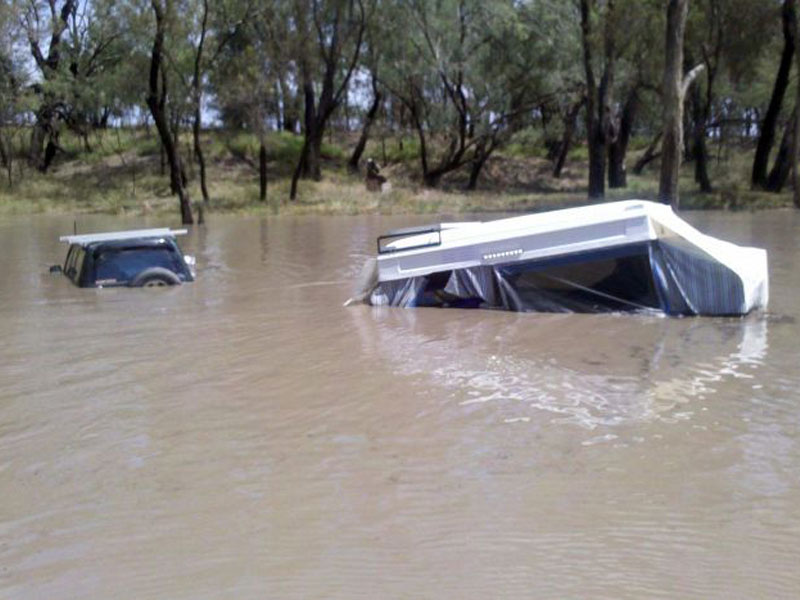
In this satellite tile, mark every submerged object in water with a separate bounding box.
[355,200,768,316]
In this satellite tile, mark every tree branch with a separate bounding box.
[681,63,706,99]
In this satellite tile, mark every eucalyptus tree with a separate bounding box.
[684,0,773,194]
[289,0,369,200]
[605,0,664,188]
[347,17,382,174]
[0,2,27,186]
[20,0,127,170]
[184,0,255,203]
[379,0,563,189]
[146,0,193,224]
[659,0,704,207]
[578,0,616,199]
[753,0,796,189]
[210,0,284,201]
[492,0,582,184]
[379,0,491,188]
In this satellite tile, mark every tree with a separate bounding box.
[607,86,638,188]
[347,34,382,173]
[22,0,76,171]
[380,0,564,189]
[752,0,796,189]
[0,4,27,187]
[659,0,704,207]
[190,0,210,203]
[289,0,367,200]
[21,0,126,170]
[145,0,193,224]
[580,0,615,199]
[794,0,800,209]
[188,0,255,203]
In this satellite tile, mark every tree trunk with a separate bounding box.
[146,0,193,225]
[553,98,584,179]
[633,132,662,174]
[299,82,323,180]
[752,0,796,189]
[659,0,702,208]
[466,139,497,191]
[290,0,365,200]
[795,2,800,209]
[43,140,58,172]
[25,0,76,171]
[278,73,298,132]
[192,0,210,203]
[29,106,57,172]
[580,0,615,199]
[348,74,382,173]
[0,133,12,187]
[423,171,441,188]
[0,133,9,169]
[766,109,796,192]
[289,139,308,200]
[690,82,712,193]
[193,108,209,203]
[693,129,712,193]
[608,88,638,188]
[259,140,267,201]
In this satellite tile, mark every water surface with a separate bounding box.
[1,210,799,599]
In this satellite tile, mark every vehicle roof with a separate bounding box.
[60,228,187,246]
[82,237,182,252]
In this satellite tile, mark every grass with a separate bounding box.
[0,127,795,218]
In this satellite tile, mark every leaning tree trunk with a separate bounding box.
[348,74,382,173]
[752,0,796,189]
[553,98,584,178]
[466,138,498,191]
[766,109,796,192]
[191,0,210,203]
[146,0,193,225]
[608,87,638,188]
[633,132,662,175]
[193,107,209,203]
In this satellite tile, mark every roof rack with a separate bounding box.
[377,224,442,255]
[59,228,188,246]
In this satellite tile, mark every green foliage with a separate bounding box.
[505,128,550,159]
[0,0,795,209]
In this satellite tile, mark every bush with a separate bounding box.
[505,127,550,158]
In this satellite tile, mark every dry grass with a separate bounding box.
[0,128,795,218]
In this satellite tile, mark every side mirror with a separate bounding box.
[49,265,62,274]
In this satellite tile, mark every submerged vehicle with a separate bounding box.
[355,200,768,316]
[51,228,195,288]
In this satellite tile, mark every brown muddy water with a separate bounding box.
[0,210,799,599]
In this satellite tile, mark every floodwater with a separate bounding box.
[0,209,799,599]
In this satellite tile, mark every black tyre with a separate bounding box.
[129,267,182,288]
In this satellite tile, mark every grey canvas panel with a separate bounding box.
[366,241,748,316]
[650,240,745,316]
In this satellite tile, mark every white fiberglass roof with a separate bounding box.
[60,228,187,246]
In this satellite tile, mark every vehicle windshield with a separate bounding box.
[94,247,183,283]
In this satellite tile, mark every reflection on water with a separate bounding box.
[350,307,769,431]
[1,212,799,599]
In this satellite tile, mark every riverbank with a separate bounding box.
[0,129,795,217]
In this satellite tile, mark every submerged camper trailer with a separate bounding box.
[358,200,768,316]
